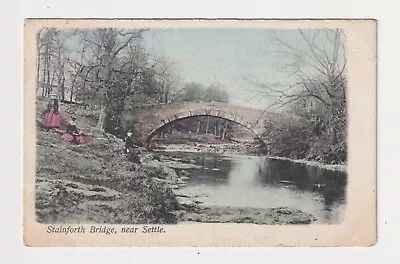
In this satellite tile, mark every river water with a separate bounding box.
[162,151,347,224]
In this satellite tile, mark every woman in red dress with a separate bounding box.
[43,95,66,131]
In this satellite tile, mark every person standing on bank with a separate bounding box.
[43,94,67,131]
[125,130,134,153]
[124,130,140,163]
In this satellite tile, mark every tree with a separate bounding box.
[250,29,346,114]
[150,56,179,104]
[77,28,146,132]
[177,82,204,102]
[37,28,58,97]
[203,83,229,103]
[36,28,45,95]
[248,29,347,163]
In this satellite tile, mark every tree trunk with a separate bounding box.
[205,116,210,135]
[70,67,82,103]
[95,29,115,131]
[56,47,63,100]
[81,68,91,106]
[69,85,74,103]
[96,105,106,131]
[56,72,62,99]
[36,44,41,95]
[41,56,46,97]
[49,71,56,96]
[222,120,228,140]
[196,118,201,134]
[60,76,65,101]
[46,54,51,97]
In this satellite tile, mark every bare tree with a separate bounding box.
[53,31,67,101]
[246,29,348,163]
[38,28,58,97]
[36,28,45,95]
[77,28,145,132]
[248,29,346,120]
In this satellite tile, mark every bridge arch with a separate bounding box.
[145,108,263,145]
[122,101,270,147]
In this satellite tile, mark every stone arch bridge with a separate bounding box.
[122,101,274,145]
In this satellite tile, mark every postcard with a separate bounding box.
[23,19,376,247]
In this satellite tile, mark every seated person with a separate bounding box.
[62,116,93,145]
[67,116,79,132]
[64,116,85,144]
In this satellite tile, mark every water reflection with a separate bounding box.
[180,153,232,186]
[161,151,347,224]
[258,158,347,223]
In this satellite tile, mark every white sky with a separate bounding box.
[141,28,344,109]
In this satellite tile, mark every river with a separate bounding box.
[159,151,347,224]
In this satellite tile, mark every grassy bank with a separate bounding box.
[35,129,180,224]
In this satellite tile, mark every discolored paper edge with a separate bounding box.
[23,19,377,247]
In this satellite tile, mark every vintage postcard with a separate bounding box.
[23,19,376,247]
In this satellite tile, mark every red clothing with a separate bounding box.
[62,133,92,144]
[62,124,93,144]
[44,108,67,130]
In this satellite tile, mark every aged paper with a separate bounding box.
[24,19,376,247]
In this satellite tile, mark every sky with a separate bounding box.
[141,28,345,109]
[56,28,344,109]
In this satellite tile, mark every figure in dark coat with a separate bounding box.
[124,130,140,163]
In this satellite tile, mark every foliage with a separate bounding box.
[176,82,229,103]
[261,111,346,164]
[36,28,179,135]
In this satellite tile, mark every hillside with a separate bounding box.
[35,98,180,224]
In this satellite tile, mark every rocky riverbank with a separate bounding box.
[35,128,317,225]
[153,140,260,156]
[35,130,180,224]
[154,141,347,172]
[175,206,316,224]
